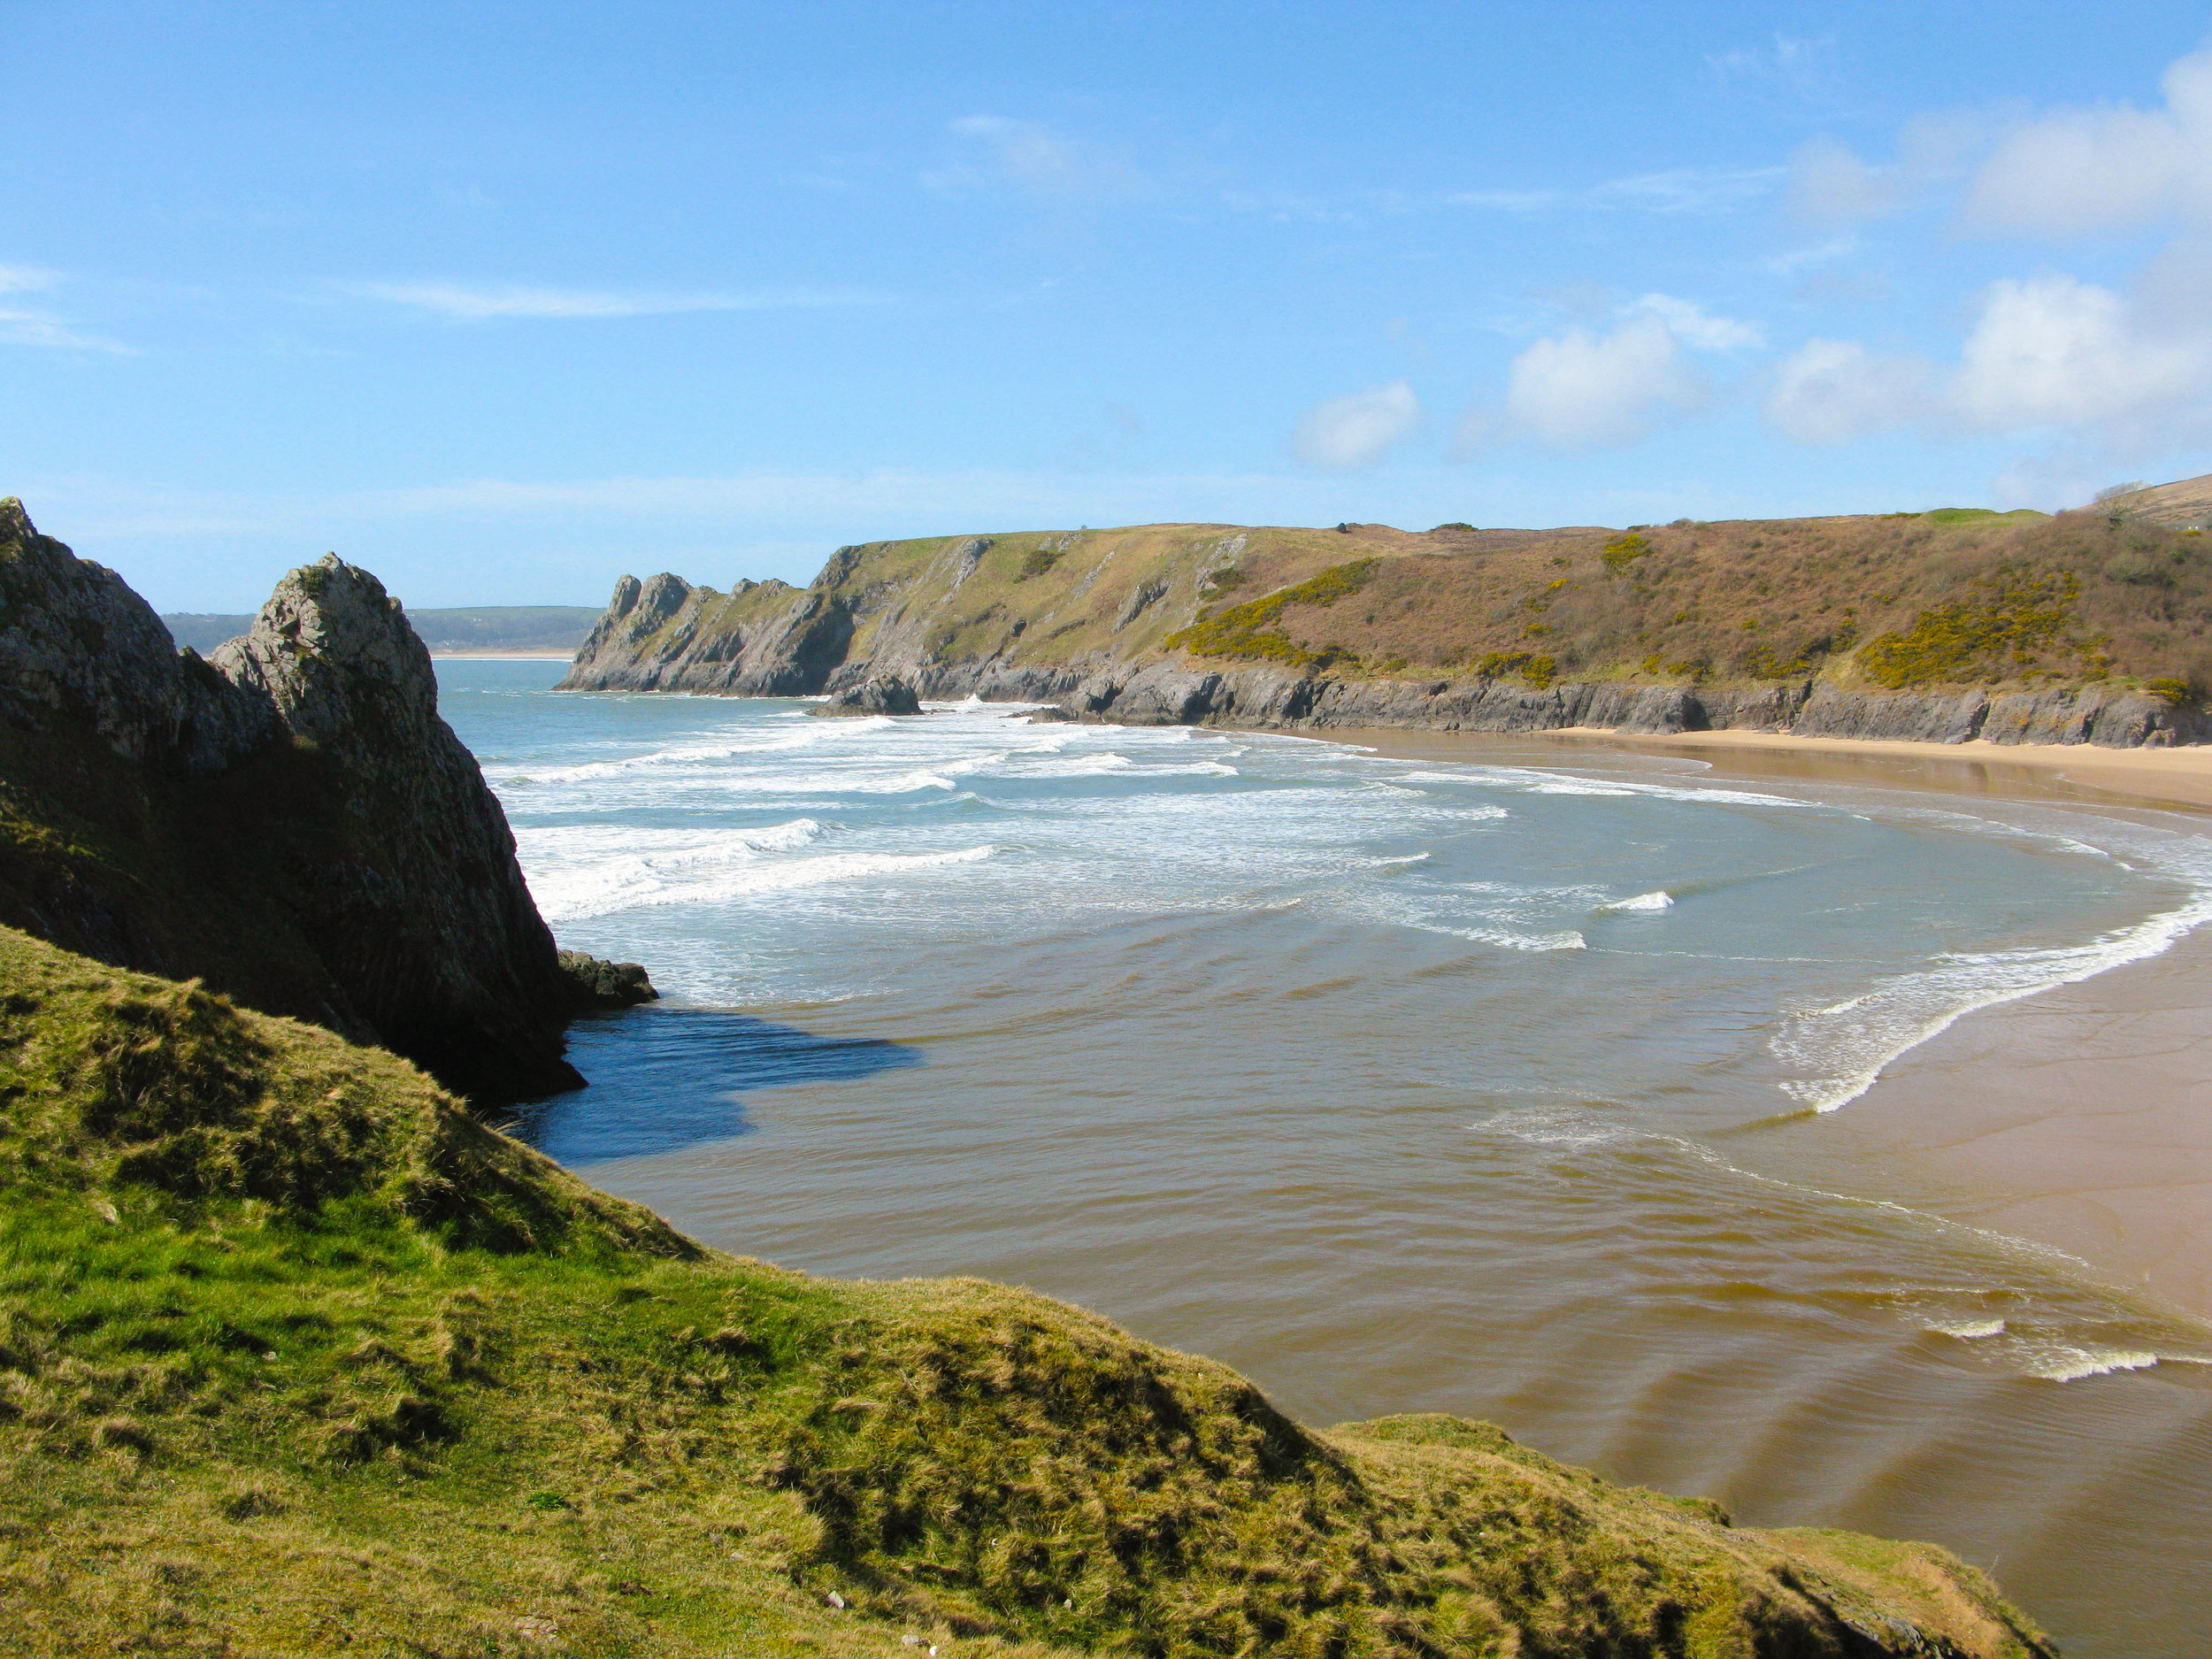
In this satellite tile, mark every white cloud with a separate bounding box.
[1290,382,1423,468]
[1503,314,1701,449]
[1625,294,1763,350]
[0,265,57,296]
[353,282,879,319]
[1953,273,2208,430]
[933,116,1146,200]
[1761,273,2211,449]
[1764,339,1933,443]
[1964,42,2212,234]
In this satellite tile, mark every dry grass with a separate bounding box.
[0,926,2055,1656]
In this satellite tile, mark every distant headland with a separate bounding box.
[558,477,2212,751]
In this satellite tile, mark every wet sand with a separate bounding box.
[1304,723,2212,1325]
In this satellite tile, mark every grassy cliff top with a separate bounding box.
[0,924,2053,1656]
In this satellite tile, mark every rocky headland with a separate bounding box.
[0,498,642,1102]
[561,502,2212,748]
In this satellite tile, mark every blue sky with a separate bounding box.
[9,2,2212,611]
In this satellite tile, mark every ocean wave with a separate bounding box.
[1017,753,1133,777]
[1601,890,1674,912]
[1419,922,1588,952]
[530,842,996,922]
[507,724,872,784]
[2027,1345,2162,1382]
[1928,1317,2007,1339]
[1771,889,2212,1111]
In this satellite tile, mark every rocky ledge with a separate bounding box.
[0,497,622,1103]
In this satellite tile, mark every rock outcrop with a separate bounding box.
[557,949,658,1008]
[0,499,595,1103]
[807,674,921,717]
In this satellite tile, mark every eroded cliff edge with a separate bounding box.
[561,509,2208,747]
[0,498,605,1102]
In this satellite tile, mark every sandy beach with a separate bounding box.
[1297,722,2212,1325]
[1553,726,2212,813]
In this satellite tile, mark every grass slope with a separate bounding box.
[0,926,2054,1657]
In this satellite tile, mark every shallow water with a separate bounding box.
[445,660,2212,1655]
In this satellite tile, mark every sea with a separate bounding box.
[442,658,2212,1655]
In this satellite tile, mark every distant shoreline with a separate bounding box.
[428,649,577,661]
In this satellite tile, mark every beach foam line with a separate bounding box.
[1396,765,1811,808]
[1772,888,2212,1112]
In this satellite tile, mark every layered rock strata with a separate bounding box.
[0,499,595,1102]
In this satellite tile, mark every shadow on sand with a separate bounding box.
[511,1004,921,1164]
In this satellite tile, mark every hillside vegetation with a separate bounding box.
[0,924,2052,1657]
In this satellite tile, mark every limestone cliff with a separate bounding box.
[0,498,596,1102]
[560,505,2210,748]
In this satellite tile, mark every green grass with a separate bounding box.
[0,926,2055,1656]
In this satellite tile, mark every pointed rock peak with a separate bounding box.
[0,498,32,543]
[607,574,643,618]
[635,572,695,623]
[250,556,424,680]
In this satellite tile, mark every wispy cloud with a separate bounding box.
[0,310,135,353]
[1706,34,1843,102]
[349,282,884,319]
[1448,165,1784,217]
[0,266,134,353]
[1624,294,1764,350]
[928,116,1148,202]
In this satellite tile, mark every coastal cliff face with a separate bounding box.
[0,498,591,1102]
[560,506,2210,747]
